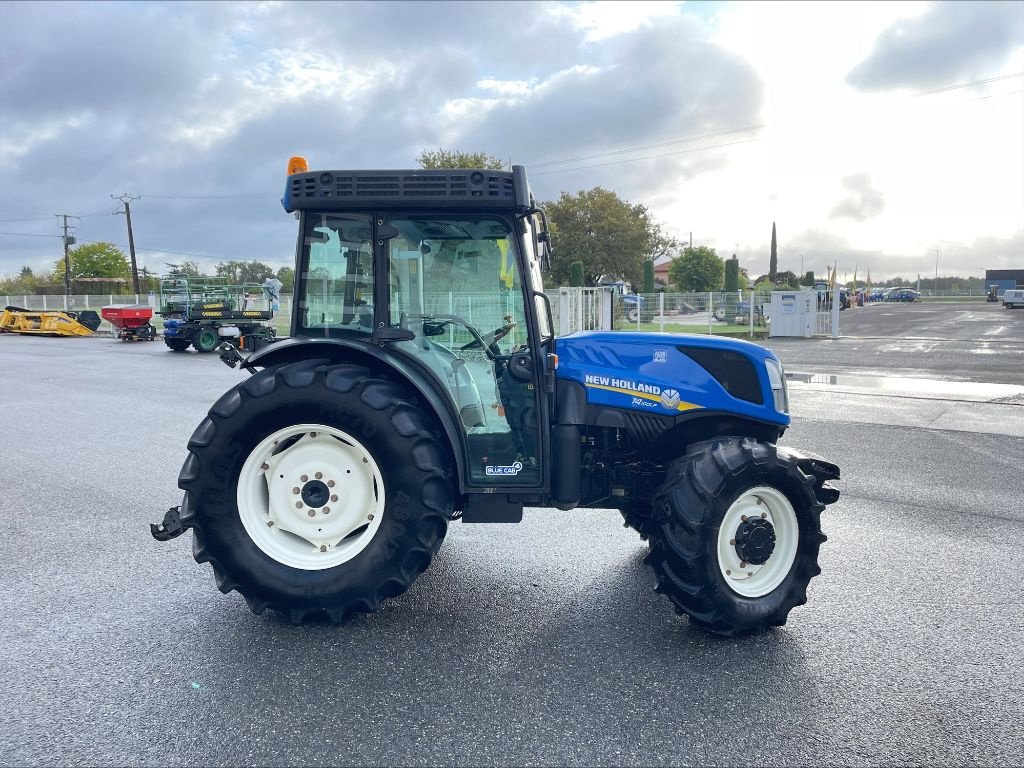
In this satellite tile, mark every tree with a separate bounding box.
[214,260,276,284]
[769,222,778,281]
[416,149,505,170]
[54,242,130,281]
[802,270,815,287]
[19,265,33,279]
[643,260,655,294]
[569,261,585,287]
[724,255,740,292]
[544,187,668,289]
[669,246,724,292]
[276,266,295,293]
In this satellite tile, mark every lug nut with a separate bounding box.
[315,472,323,480]
[726,569,732,575]
[330,495,338,503]
[267,521,274,527]
[261,463,269,470]
[320,545,327,552]
[740,561,747,568]
[301,475,308,482]
[310,432,318,438]
[307,510,316,517]
[747,571,753,576]
[761,512,767,519]
[292,487,300,494]
[729,538,736,545]
[295,502,303,509]
[756,498,763,505]
[367,513,375,521]
[327,480,335,488]
[741,514,748,522]
[362,458,368,464]
[323,507,331,514]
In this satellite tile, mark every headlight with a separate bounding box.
[765,358,789,414]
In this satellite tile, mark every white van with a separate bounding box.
[1002,289,1024,309]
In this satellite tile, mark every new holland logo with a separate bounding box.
[660,389,681,409]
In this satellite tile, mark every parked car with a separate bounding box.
[888,289,921,302]
[815,287,850,310]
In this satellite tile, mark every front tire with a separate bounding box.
[165,337,191,352]
[178,360,453,622]
[645,438,826,635]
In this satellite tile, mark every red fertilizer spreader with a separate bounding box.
[101,304,157,342]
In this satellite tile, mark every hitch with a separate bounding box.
[150,506,187,541]
[218,342,245,369]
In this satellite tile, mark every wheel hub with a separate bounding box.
[300,479,330,508]
[734,517,776,565]
[716,486,799,598]
[237,425,387,570]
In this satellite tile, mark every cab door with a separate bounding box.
[382,214,543,488]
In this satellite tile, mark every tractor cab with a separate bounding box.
[261,160,555,495]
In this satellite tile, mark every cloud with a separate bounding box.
[742,227,1024,281]
[456,16,764,202]
[847,2,1024,92]
[0,2,764,275]
[829,174,886,222]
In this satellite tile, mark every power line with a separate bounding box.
[526,124,764,168]
[0,231,292,264]
[140,193,279,200]
[912,72,1023,97]
[530,137,761,176]
[0,215,57,224]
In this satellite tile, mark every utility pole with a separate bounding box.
[934,249,939,292]
[113,194,141,293]
[56,214,80,297]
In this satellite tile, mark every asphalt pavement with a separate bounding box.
[1,308,1023,766]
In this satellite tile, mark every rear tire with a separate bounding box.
[178,360,453,623]
[193,327,219,353]
[645,437,826,635]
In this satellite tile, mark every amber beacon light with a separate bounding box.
[287,156,309,175]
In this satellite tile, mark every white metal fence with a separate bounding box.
[546,289,776,337]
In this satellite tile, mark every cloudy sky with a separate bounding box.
[1,0,1021,283]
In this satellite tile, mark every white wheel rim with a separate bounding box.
[237,423,385,570]
[716,486,798,597]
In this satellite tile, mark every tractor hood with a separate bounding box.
[554,332,789,426]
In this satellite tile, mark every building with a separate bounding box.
[653,255,674,284]
[984,269,1024,297]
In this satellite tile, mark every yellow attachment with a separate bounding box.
[0,308,96,337]
[287,156,309,175]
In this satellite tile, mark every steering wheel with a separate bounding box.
[461,321,516,351]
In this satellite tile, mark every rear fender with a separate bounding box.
[242,337,468,491]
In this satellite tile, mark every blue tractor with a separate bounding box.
[152,159,840,636]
